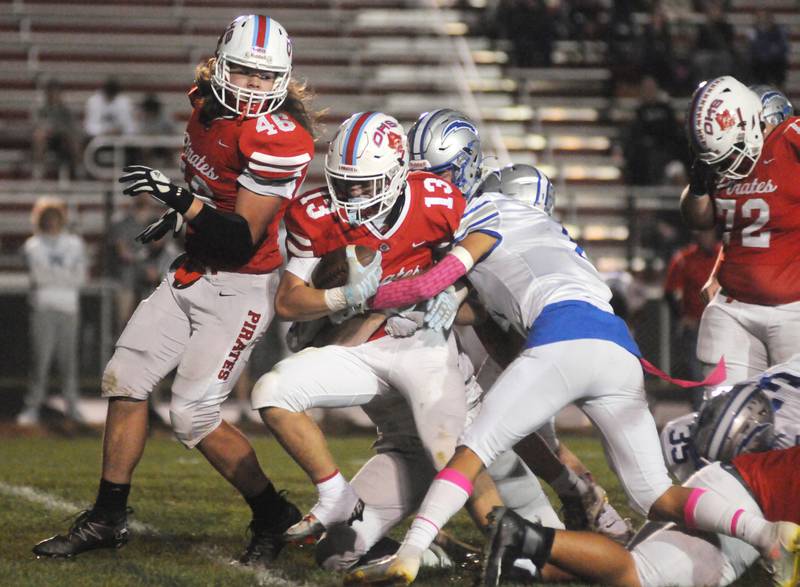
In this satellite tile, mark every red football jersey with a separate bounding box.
[733,446,800,524]
[715,116,800,305]
[181,94,314,274]
[284,172,466,285]
[663,243,721,322]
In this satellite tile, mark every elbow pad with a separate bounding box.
[188,205,254,266]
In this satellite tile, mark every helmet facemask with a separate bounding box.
[211,57,290,117]
[326,162,407,226]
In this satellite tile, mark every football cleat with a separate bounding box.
[238,495,302,567]
[763,521,800,587]
[283,513,326,546]
[343,552,421,586]
[284,497,364,546]
[33,508,129,558]
[561,483,607,531]
[595,501,634,545]
[483,507,554,587]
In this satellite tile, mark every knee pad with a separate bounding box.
[169,391,223,448]
[101,347,155,400]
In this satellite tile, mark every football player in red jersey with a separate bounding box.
[250,111,471,544]
[681,76,800,385]
[33,15,315,566]
[482,383,800,587]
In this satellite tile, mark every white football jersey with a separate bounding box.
[454,192,613,337]
[661,354,800,482]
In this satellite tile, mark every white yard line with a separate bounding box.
[0,481,304,587]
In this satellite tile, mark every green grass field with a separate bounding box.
[0,432,773,586]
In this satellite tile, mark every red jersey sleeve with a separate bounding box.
[237,112,314,199]
[733,446,800,524]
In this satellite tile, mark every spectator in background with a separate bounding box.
[31,79,84,180]
[17,197,88,425]
[664,229,721,406]
[749,10,789,88]
[136,93,177,168]
[692,0,736,84]
[623,76,683,185]
[640,3,675,93]
[84,77,137,139]
[498,0,554,67]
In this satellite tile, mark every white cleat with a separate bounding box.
[283,513,326,546]
[344,553,421,586]
[16,407,39,426]
[595,501,634,545]
[284,497,364,546]
[763,521,800,587]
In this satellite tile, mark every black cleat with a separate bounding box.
[33,508,129,558]
[482,507,553,587]
[238,493,302,567]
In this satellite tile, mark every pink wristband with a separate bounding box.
[371,253,467,310]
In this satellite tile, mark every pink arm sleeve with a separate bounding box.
[370,253,468,310]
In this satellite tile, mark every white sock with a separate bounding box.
[398,468,473,559]
[310,470,357,526]
[685,488,774,551]
[550,467,590,499]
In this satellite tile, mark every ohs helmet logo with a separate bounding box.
[715,109,735,131]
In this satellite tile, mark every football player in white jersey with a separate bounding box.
[480,384,800,587]
[662,354,800,483]
[406,108,632,541]
[345,164,800,585]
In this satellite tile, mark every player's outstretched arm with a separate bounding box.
[370,232,498,310]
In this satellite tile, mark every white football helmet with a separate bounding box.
[325,112,409,226]
[408,109,483,198]
[477,163,555,215]
[212,15,292,117]
[688,76,764,182]
[750,84,794,127]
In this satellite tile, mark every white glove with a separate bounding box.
[324,246,383,312]
[424,286,459,331]
[385,314,422,338]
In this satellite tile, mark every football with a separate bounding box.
[311,245,377,289]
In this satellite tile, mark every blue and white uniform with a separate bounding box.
[662,355,800,483]
[456,191,672,515]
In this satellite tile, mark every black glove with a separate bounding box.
[136,209,184,244]
[119,165,194,214]
[688,160,717,197]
